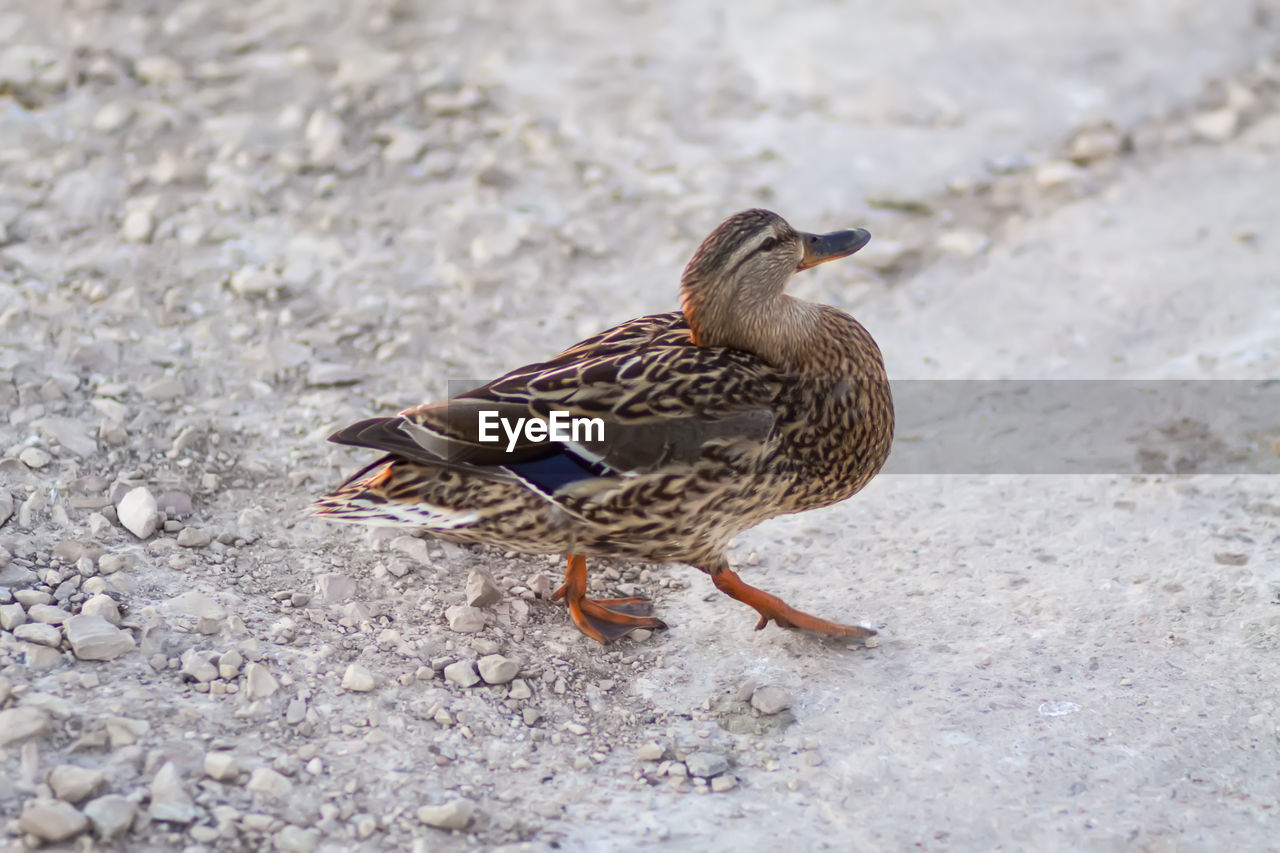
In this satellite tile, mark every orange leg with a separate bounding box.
[711,567,876,639]
[551,554,666,643]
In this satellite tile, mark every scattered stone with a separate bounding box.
[16,692,69,719]
[149,762,198,823]
[19,447,52,469]
[135,54,185,84]
[19,799,88,842]
[527,572,554,598]
[275,825,320,852]
[684,752,730,779]
[15,589,53,606]
[15,622,62,646]
[229,265,279,298]
[507,678,532,700]
[191,825,220,843]
[81,593,122,624]
[181,649,219,682]
[92,101,133,132]
[477,654,518,685]
[342,663,376,692]
[341,601,374,622]
[710,775,738,793]
[1034,159,1086,189]
[23,643,63,668]
[76,555,97,577]
[247,767,293,799]
[315,572,356,603]
[445,605,486,633]
[381,128,429,163]
[116,487,159,539]
[122,208,155,243]
[390,535,432,565]
[176,527,212,547]
[0,706,52,746]
[750,685,794,716]
[48,765,106,803]
[28,603,72,624]
[305,109,346,166]
[354,814,378,839]
[244,662,279,698]
[273,754,299,776]
[218,648,243,679]
[0,602,24,630]
[636,742,665,761]
[84,795,137,840]
[2,562,38,589]
[1192,108,1239,143]
[53,578,80,602]
[97,554,132,575]
[204,751,240,782]
[64,614,133,660]
[417,799,475,831]
[466,570,503,607]
[104,716,149,747]
[444,660,481,688]
[1068,126,1123,163]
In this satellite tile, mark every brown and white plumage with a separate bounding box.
[313,209,894,642]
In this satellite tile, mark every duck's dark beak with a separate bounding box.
[797,228,871,271]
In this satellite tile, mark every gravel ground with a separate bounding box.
[2,1,1279,851]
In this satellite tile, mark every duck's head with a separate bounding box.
[679,209,870,355]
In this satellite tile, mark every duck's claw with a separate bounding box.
[555,555,667,643]
[711,567,875,640]
[570,596,666,643]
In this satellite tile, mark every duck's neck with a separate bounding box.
[682,283,822,371]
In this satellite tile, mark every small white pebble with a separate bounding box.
[341,663,376,692]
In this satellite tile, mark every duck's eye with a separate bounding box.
[757,237,777,253]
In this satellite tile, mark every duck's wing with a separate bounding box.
[327,313,783,495]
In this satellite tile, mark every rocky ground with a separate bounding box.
[2,1,1279,851]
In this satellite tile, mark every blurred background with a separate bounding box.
[4,1,1277,403]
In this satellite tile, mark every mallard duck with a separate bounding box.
[313,209,893,643]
